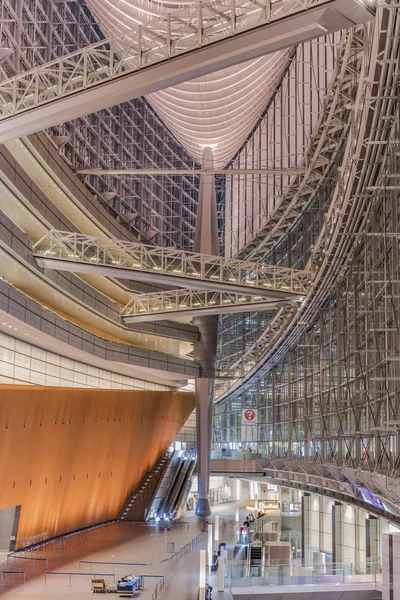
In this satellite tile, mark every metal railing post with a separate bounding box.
[167,15,171,57]
[231,0,236,33]
[197,1,203,46]
[137,26,143,68]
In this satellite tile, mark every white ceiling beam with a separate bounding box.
[0,0,374,143]
[76,168,305,176]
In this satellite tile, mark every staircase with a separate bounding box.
[118,454,171,522]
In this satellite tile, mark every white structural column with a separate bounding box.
[354,507,365,573]
[199,548,206,598]
[195,376,214,516]
[332,502,345,572]
[207,523,214,568]
[195,147,219,517]
[215,515,220,551]
[194,148,219,257]
[366,516,380,573]
[301,492,313,567]
[382,532,400,600]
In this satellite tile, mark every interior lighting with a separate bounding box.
[199,549,206,594]
[215,516,220,548]
[207,523,213,571]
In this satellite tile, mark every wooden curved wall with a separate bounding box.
[0,385,194,549]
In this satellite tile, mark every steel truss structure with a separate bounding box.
[224,36,339,257]
[0,0,373,139]
[211,458,400,520]
[215,1,400,500]
[122,290,294,323]
[216,25,359,381]
[33,229,310,300]
[0,0,200,251]
[233,459,400,520]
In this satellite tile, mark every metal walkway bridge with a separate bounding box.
[0,0,374,143]
[33,230,310,321]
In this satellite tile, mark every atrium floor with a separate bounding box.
[0,503,237,599]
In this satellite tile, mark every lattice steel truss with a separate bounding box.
[0,0,365,124]
[215,2,400,488]
[0,0,199,250]
[33,230,310,295]
[217,27,355,379]
[224,36,339,257]
[121,290,287,323]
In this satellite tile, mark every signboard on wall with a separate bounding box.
[241,408,258,442]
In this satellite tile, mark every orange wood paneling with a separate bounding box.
[0,385,194,549]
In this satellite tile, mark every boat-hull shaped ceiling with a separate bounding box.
[85,0,292,167]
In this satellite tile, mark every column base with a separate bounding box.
[195,497,211,516]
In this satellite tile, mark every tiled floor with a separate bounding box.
[0,503,239,599]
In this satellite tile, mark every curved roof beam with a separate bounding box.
[0,0,374,148]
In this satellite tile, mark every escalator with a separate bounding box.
[147,450,196,521]
[170,452,196,520]
[246,542,265,577]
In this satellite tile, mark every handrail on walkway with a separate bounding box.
[0,571,26,585]
[79,559,152,574]
[7,553,48,572]
[44,570,116,587]
[161,531,205,573]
